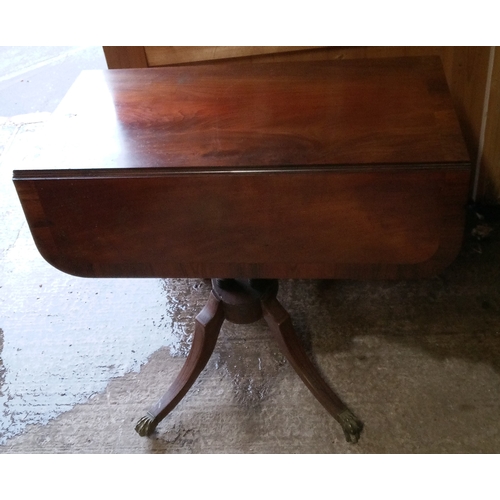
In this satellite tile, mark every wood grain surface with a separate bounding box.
[13,57,471,280]
[17,57,469,173]
[143,46,319,67]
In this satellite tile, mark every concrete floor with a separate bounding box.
[0,46,108,116]
[1,48,500,454]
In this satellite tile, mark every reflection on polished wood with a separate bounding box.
[13,57,471,443]
[14,57,470,281]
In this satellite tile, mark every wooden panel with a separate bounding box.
[103,46,148,69]
[14,168,469,280]
[477,48,500,202]
[444,47,491,168]
[252,46,445,63]
[143,47,448,67]
[144,46,319,67]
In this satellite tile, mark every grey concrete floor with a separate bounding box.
[0,46,108,117]
[1,48,500,454]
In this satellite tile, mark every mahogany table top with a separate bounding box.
[16,56,469,175]
[13,57,471,280]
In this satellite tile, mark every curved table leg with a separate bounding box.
[135,291,225,436]
[261,295,363,443]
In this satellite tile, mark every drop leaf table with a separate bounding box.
[13,57,471,443]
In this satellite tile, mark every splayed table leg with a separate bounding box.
[135,291,224,436]
[136,279,363,443]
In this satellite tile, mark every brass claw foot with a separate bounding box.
[135,413,157,437]
[337,410,363,444]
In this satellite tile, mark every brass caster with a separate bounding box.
[337,409,363,444]
[135,412,157,437]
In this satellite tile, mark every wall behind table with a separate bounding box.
[103,46,499,203]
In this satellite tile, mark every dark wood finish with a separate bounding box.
[261,293,362,443]
[18,57,470,170]
[15,169,469,280]
[13,57,471,280]
[136,279,362,443]
[135,290,224,437]
[13,57,473,443]
[104,45,500,203]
